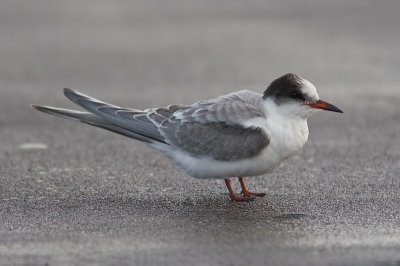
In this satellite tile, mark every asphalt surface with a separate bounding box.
[1,1,400,265]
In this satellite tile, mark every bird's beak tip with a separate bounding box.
[308,100,343,113]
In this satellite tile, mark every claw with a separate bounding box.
[239,177,266,197]
[241,191,267,197]
[224,178,265,201]
[229,194,255,202]
[224,178,255,202]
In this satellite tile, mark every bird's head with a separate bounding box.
[263,73,343,119]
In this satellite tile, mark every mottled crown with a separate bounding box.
[263,73,304,99]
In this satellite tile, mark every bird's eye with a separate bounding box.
[289,92,302,100]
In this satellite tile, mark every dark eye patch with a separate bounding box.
[289,92,304,100]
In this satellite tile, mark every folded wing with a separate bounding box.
[150,91,270,161]
[33,89,270,162]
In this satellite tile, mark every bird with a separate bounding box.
[31,73,343,201]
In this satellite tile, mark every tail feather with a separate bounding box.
[63,88,165,142]
[31,105,154,143]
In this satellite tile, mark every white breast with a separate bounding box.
[264,114,308,165]
[262,99,309,163]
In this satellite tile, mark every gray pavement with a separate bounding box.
[1,1,400,265]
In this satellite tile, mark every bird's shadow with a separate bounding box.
[14,193,309,239]
[89,194,307,235]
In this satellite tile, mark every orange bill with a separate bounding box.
[307,100,343,113]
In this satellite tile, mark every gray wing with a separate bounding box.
[63,88,166,143]
[150,91,270,161]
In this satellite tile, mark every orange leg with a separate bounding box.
[238,177,266,197]
[224,178,255,201]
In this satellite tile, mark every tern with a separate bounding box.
[32,73,343,201]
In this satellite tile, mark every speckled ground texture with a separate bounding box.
[1,1,400,265]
